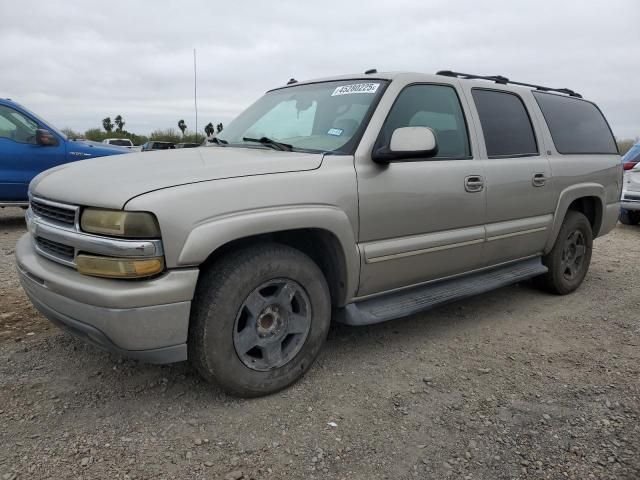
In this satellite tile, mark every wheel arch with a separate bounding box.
[544,184,605,253]
[178,206,360,306]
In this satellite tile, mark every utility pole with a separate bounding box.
[194,48,198,142]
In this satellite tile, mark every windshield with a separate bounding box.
[217,80,388,154]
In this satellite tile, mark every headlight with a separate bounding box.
[76,254,164,278]
[81,209,160,238]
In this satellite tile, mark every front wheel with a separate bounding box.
[189,243,331,397]
[536,211,593,295]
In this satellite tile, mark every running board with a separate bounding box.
[337,258,547,326]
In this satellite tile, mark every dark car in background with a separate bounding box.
[175,142,200,149]
[141,141,175,151]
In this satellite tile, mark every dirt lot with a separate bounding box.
[0,207,638,480]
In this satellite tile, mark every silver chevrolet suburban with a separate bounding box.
[16,70,622,396]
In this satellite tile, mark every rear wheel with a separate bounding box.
[536,211,593,295]
[189,243,331,397]
[619,209,640,225]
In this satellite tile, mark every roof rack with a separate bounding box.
[436,70,582,98]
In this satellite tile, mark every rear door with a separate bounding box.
[0,104,65,202]
[462,87,556,265]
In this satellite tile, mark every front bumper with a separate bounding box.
[15,234,199,364]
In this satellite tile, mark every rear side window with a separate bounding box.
[472,89,538,158]
[533,92,617,154]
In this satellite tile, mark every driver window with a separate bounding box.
[380,84,471,159]
[0,105,38,144]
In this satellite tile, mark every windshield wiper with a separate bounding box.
[242,136,292,151]
[209,137,228,146]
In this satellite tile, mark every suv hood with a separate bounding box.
[30,147,324,209]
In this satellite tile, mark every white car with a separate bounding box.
[620,162,640,225]
[102,138,135,149]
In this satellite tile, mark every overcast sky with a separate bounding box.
[1,0,638,138]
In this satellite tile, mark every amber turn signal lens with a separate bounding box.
[76,254,164,279]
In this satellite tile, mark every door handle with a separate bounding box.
[532,173,548,187]
[464,175,484,193]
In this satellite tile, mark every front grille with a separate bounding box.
[36,237,75,260]
[623,193,640,202]
[31,199,76,225]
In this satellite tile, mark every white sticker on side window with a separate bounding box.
[331,83,380,96]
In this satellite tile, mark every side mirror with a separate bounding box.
[36,129,59,147]
[372,126,438,163]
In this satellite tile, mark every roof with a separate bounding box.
[270,70,584,99]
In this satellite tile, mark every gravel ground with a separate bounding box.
[1,206,638,480]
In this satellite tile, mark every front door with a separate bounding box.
[0,105,65,202]
[356,82,486,297]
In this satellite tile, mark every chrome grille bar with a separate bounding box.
[27,196,164,269]
[30,197,78,226]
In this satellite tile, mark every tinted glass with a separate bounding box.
[472,89,538,157]
[533,92,617,154]
[380,84,470,158]
[108,139,132,146]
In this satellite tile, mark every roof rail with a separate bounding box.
[436,70,582,98]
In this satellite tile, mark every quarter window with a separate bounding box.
[0,105,39,144]
[379,84,471,159]
[533,92,617,154]
[472,89,538,158]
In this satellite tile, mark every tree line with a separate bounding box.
[61,115,224,145]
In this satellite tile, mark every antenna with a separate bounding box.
[194,48,198,142]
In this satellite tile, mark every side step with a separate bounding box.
[337,258,547,326]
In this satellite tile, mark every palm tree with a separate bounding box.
[204,122,214,136]
[102,117,113,133]
[216,123,224,133]
[178,119,187,137]
[114,115,125,133]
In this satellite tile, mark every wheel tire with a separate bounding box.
[619,209,640,225]
[536,211,593,295]
[189,243,331,397]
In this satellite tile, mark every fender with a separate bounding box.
[177,205,360,302]
[544,183,605,253]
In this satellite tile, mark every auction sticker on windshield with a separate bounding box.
[331,83,380,96]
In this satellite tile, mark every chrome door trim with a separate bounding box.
[486,227,547,242]
[363,225,485,264]
[485,214,553,240]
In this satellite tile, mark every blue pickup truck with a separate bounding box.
[0,98,128,206]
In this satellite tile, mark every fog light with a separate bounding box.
[76,254,164,279]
